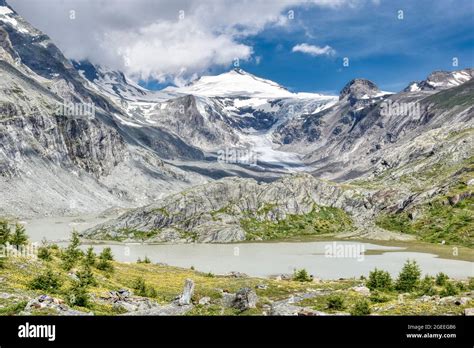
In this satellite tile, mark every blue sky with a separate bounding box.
[144,0,474,94]
[9,0,474,94]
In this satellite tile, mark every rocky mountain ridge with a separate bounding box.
[0,0,472,246]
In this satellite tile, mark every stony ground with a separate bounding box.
[0,247,472,316]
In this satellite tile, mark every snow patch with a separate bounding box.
[165,69,331,100]
[113,113,143,128]
[0,6,13,15]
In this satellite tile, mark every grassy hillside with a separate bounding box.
[241,205,353,241]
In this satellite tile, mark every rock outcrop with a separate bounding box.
[83,173,379,243]
[177,279,195,306]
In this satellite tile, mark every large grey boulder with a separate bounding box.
[178,279,195,306]
[232,287,258,311]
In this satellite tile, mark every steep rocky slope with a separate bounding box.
[0,3,206,217]
[83,173,416,243]
[84,76,473,244]
[274,71,474,181]
[0,1,472,247]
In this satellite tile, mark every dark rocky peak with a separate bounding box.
[73,59,128,87]
[339,79,380,101]
[71,60,100,82]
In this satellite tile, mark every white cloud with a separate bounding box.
[292,43,336,56]
[8,0,352,83]
[106,18,253,85]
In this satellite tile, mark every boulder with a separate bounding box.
[23,295,91,316]
[125,303,193,316]
[178,279,195,306]
[232,287,258,311]
[419,295,433,302]
[273,274,292,281]
[351,286,370,296]
[455,297,471,306]
[100,289,158,312]
[270,301,326,316]
[221,292,236,307]
[198,296,211,305]
[464,308,474,316]
[226,271,249,278]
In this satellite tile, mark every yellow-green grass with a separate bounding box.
[0,250,359,316]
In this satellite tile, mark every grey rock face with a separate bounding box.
[351,286,371,296]
[0,12,207,217]
[221,292,237,307]
[198,296,211,305]
[275,72,474,186]
[232,287,258,311]
[404,69,474,92]
[1,0,472,249]
[99,289,160,313]
[339,78,381,103]
[84,173,377,243]
[177,278,195,306]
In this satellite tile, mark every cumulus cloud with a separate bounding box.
[8,0,350,83]
[292,43,336,56]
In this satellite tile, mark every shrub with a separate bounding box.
[0,301,28,315]
[395,260,421,292]
[99,247,114,261]
[351,299,371,316]
[293,269,312,282]
[29,268,63,293]
[67,283,90,307]
[83,247,96,267]
[0,220,11,246]
[132,277,157,298]
[327,294,345,310]
[77,264,96,287]
[96,248,114,272]
[455,281,467,292]
[96,258,114,272]
[440,282,459,297]
[367,268,392,291]
[418,275,437,296]
[61,231,83,271]
[369,290,391,303]
[37,247,53,261]
[435,272,449,286]
[10,224,28,249]
[469,278,474,290]
[137,256,151,264]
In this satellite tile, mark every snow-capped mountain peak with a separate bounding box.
[164,68,327,99]
[403,68,474,92]
[0,2,34,35]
